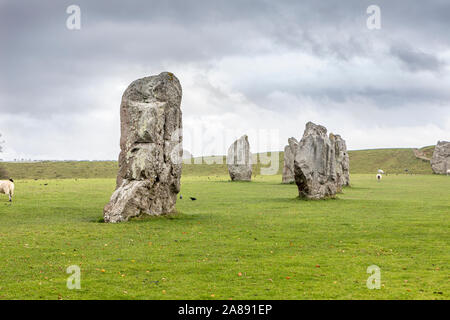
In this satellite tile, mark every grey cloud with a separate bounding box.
[390,45,445,72]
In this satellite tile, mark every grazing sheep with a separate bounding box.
[378,169,385,174]
[0,179,14,202]
[447,169,450,176]
[376,174,382,181]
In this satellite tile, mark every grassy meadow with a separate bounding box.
[0,172,448,300]
[349,148,433,175]
[0,146,435,180]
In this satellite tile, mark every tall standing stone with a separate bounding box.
[104,72,183,223]
[282,137,298,184]
[331,133,350,190]
[227,135,252,181]
[431,141,450,174]
[294,122,337,199]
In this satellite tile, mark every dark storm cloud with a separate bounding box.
[390,45,444,73]
[2,0,449,111]
[0,1,281,115]
[0,0,449,159]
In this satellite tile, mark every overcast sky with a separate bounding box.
[1,0,449,160]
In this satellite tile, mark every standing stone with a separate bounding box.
[331,133,350,190]
[431,141,450,174]
[282,137,298,184]
[227,135,252,181]
[294,122,337,199]
[104,72,183,223]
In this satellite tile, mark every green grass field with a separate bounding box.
[0,173,448,300]
[0,147,435,180]
[349,148,433,175]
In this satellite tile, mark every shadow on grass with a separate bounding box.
[90,211,202,224]
[347,186,371,190]
[244,195,344,205]
[213,180,251,184]
[296,196,342,202]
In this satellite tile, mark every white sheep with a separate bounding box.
[376,174,382,181]
[447,169,450,176]
[378,169,385,174]
[0,179,15,202]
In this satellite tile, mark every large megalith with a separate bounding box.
[294,122,337,199]
[227,135,252,181]
[331,133,350,190]
[431,141,450,174]
[104,72,183,223]
[282,137,298,184]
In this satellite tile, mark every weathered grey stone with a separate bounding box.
[431,141,450,174]
[104,72,183,223]
[282,137,298,184]
[331,133,350,190]
[294,122,337,199]
[227,135,252,181]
